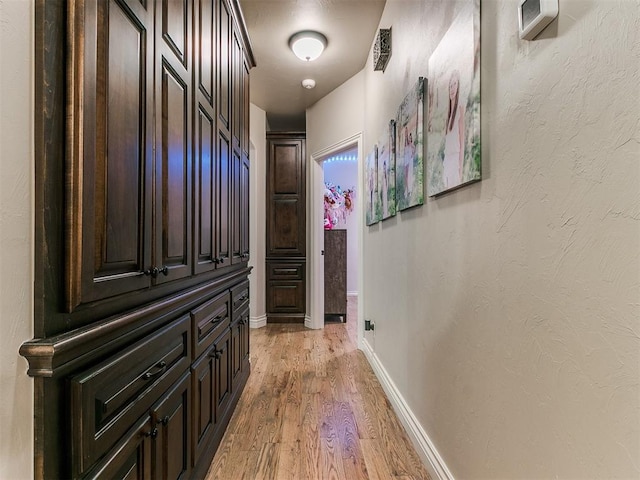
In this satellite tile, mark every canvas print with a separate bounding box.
[365,146,380,226]
[396,77,425,210]
[427,0,481,196]
[378,120,397,219]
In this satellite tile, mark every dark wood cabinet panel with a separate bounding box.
[161,0,189,67]
[240,154,250,260]
[266,135,306,258]
[83,415,153,480]
[191,350,214,465]
[270,142,302,195]
[231,151,241,264]
[70,315,191,477]
[213,329,232,423]
[324,229,347,317]
[217,132,231,265]
[151,372,192,480]
[217,0,231,131]
[195,0,215,104]
[190,291,230,360]
[26,0,254,477]
[269,198,304,255]
[156,62,192,283]
[231,150,250,266]
[194,107,216,273]
[242,61,250,156]
[231,27,242,154]
[265,133,306,323]
[67,0,155,310]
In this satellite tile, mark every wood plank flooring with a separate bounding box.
[206,299,431,480]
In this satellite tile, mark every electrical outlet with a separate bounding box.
[364,319,375,331]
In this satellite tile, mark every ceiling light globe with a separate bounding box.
[289,31,327,62]
[301,79,316,89]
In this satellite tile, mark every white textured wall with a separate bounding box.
[249,103,267,326]
[306,71,365,157]
[0,0,34,478]
[323,156,359,294]
[358,0,640,478]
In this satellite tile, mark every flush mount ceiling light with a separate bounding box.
[301,79,316,89]
[289,31,327,62]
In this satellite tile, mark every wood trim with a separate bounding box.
[228,0,256,67]
[65,0,84,312]
[20,267,251,377]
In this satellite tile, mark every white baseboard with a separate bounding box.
[304,315,313,329]
[361,339,455,480]
[347,291,358,297]
[249,315,267,329]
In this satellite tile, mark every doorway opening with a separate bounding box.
[322,148,358,324]
[308,133,364,348]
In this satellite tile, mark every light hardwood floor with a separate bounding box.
[206,298,431,480]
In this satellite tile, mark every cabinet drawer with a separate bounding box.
[266,280,305,313]
[70,315,191,476]
[267,262,304,280]
[191,292,230,360]
[230,280,249,315]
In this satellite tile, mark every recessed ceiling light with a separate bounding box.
[289,31,327,62]
[301,79,316,89]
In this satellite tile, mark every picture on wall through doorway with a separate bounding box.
[396,77,425,210]
[378,120,397,219]
[426,0,480,196]
[365,146,380,226]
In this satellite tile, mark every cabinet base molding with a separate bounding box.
[266,314,306,323]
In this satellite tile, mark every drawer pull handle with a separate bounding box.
[238,294,248,302]
[275,268,297,274]
[211,314,224,324]
[142,361,167,380]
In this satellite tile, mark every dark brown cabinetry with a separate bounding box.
[266,133,307,322]
[324,229,347,318]
[21,0,255,478]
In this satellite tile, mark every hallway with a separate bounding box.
[206,299,431,479]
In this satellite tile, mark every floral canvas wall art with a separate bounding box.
[365,146,381,226]
[396,77,425,210]
[378,120,397,220]
[427,0,480,196]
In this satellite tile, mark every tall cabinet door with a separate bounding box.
[154,0,193,284]
[193,0,218,274]
[67,0,155,311]
[266,136,306,257]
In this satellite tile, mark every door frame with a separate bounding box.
[307,133,364,347]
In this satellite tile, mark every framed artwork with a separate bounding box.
[378,120,397,219]
[396,77,425,210]
[365,146,380,226]
[427,0,480,196]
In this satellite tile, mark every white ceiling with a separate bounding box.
[239,0,387,131]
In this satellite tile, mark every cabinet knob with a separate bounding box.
[144,428,158,438]
[161,416,170,426]
[144,267,159,277]
[209,349,222,359]
[159,266,169,276]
